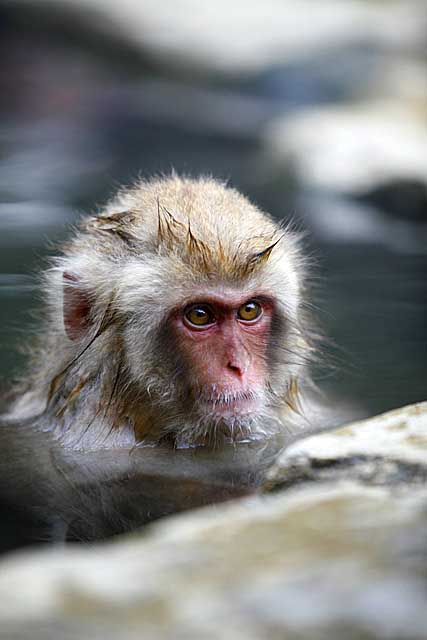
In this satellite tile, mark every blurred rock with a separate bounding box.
[295,193,427,253]
[0,402,426,640]
[369,56,427,107]
[16,0,426,77]
[263,101,427,196]
[262,100,427,256]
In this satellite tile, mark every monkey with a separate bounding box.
[0,175,319,549]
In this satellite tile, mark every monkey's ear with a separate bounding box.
[63,272,92,341]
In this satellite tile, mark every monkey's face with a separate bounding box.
[159,292,279,444]
[57,176,307,448]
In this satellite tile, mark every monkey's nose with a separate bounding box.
[226,361,245,378]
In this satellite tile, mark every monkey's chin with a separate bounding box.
[172,401,279,449]
[173,413,276,449]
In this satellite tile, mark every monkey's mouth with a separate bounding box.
[198,389,262,416]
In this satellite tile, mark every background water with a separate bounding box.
[0,0,426,420]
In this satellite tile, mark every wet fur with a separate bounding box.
[6,175,315,450]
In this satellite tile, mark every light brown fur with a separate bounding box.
[7,175,316,450]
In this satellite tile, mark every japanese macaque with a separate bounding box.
[0,175,319,548]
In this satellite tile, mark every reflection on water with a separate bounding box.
[0,416,287,549]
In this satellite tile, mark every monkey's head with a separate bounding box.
[45,176,313,448]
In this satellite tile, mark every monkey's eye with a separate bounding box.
[237,300,262,322]
[184,305,215,328]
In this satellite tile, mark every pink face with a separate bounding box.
[171,294,274,415]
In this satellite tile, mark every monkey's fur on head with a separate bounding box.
[10,175,316,450]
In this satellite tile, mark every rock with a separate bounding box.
[294,191,427,253]
[0,402,426,639]
[262,100,427,251]
[264,401,427,490]
[15,0,426,77]
[263,101,427,196]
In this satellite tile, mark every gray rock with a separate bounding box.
[23,0,426,76]
[0,402,426,640]
[263,102,427,195]
[265,401,427,489]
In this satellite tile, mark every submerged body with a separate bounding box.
[0,176,319,547]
